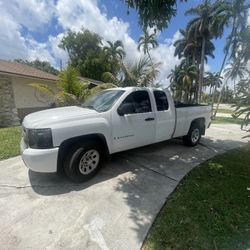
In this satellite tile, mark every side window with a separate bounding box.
[119,90,152,114]
[154,91,169,111]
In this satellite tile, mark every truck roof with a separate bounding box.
[107,86,165,91]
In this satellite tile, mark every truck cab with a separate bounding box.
[21,87,211,182]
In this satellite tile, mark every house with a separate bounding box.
[0,59,103,127]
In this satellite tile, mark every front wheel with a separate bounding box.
[183,123,201,147]
[64,141,102,182]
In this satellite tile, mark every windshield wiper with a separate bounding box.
[82,105,96,110]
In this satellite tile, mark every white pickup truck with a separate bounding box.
[21,87,211,182]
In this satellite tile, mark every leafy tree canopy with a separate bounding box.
[125,0,186,31]
[59,28,102,68]
[14,59,59,75]
[59,28,127,81]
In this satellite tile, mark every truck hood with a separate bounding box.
[23,106,98,128]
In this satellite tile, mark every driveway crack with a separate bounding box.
[0,184,57,189]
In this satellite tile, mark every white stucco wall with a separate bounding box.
[12,76,57,109]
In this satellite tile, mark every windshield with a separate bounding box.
[82,90,125,112]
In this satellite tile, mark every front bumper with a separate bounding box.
[20,139,59,173]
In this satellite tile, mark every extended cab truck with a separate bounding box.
[21,87,211,182]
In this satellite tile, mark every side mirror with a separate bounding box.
[117,106,125,116]
[117,103,135,116]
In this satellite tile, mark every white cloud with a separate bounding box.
[47,34,69,68]
[55,0,179,83]
[56,0,141,62]
[0,0,180,81]
[0,0,57,65]
[0,7,28,60]
[2,0,55,31]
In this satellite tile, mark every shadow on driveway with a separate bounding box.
[0,128,247,250]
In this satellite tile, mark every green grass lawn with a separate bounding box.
[0,126,21,160]
[216,108,234,114]
[144,144,250,250]
[212,116,244,125]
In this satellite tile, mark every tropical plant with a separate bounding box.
[212,0,249,115]
[173,26,216,103]
[103,57,160,87]
[214,59,249,117]
[103,40,126,61]
[224,61,248,91]
[204,72,223,96]
[59,28,102,67]
[177,64,197,103]
[168,65,182,100]
[168,61,198,103]
[138,30,158,60]
[59,28,115,81]
[220,0,250,65]
[232,78,250,137]
[103,40,126,75]
[185,0,226,103]
[174,29,201,65]
[125,0,184,31]
[30,66,116,106]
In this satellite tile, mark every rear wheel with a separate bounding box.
[183,123,201,146]
[64,141,102,182]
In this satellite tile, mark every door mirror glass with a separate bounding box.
[117,103,135,116]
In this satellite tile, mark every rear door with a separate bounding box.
[112,90,156,152]
[153,90,175,142]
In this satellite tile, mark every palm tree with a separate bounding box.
[177,64,197,103]
[212,0,249,116]
[224,61,248,90]
[214,25,250,117]
[103,40,126,61]
[137,30,158,60]
[168,65,182,100]
[220,0,249,65]
[102,57,160,87]
[204,72,223,96]
[214,60,248,117]
[232,77,250,137]
[185,0,226,103]
[31,66,116,106]
[103,40,126,75]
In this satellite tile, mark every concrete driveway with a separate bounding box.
[0,124,248,250]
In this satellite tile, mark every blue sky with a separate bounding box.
[1,0,249,85]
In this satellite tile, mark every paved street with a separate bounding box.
[0,124,248,250]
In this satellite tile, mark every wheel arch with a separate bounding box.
[190,117,206,135]
[57,133,109,174]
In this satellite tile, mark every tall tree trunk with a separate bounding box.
[212,17,237,117]
[214,76,230,117]
[198,36,206,103]
[233,78,236,97]
[147,50,153,87]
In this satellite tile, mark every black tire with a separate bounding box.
[183,123,201,147]
[64,141,103,182]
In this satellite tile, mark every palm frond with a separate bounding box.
[29,83,55,97]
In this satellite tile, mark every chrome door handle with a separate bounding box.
[145,117,155,121]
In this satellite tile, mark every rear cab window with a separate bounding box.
[153,90,169,111]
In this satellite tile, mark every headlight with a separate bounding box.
[28,128,53,149]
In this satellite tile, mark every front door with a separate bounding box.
[112,90,156,153]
